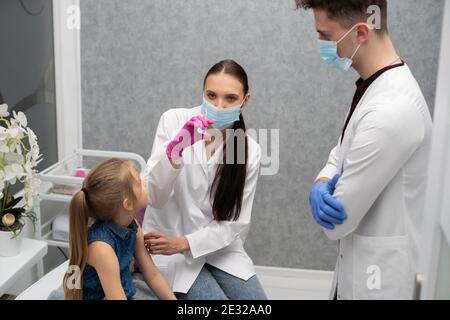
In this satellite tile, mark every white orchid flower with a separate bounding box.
[0,127,8,140]
[0,104,9,117]
[0,107,42,223]
[3,165,15,181]
[7,127,19,138]
[0,141,9,153]
[28,128,38,150]
[12,111,28,128]
[5,152,22,164]
[4,163,24,181]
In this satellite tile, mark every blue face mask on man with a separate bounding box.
[201,96,247,130]
[318,24,362,71]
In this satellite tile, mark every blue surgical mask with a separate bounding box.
[318,24,361,71]
[201,97,245,130]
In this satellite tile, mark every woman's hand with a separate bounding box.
[166,116,214,162]
[135,228,177,300]
[144,231,190,256]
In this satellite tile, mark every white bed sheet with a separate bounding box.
[16,260,69,300]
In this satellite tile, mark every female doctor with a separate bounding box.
[141,59,267,300]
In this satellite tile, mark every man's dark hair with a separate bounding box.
[295,0,388,34]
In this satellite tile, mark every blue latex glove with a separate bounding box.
[309,174,347,230]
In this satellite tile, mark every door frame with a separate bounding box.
[53,0,82,160]
[419,0,450,300]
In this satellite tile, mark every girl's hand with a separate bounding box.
[144,232,190,256]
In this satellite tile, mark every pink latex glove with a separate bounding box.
[136,207,146,227]
[166,116,214,161]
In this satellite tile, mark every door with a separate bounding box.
[417,0,450,300]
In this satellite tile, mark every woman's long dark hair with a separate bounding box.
[204,60,249,222]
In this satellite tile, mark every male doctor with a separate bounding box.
[297,0,433,299]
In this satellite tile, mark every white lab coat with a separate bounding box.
[142,106,261,294]
[317,65,433,300]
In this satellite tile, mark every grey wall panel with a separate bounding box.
[81,0,444,270]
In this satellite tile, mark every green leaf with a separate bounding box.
[5,207,26,216]
[5,196,23,209]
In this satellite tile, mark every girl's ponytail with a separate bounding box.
[64,190,90,300]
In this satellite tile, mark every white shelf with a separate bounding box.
[39,193,72,203]
[0,238,48,297]
[42,231,69,248]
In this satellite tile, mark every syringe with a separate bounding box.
[197,107,208,136]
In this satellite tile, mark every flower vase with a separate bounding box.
[0,228,24,257]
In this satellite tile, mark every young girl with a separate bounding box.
[63,158,176,300]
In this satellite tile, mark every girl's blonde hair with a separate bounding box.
[63,158,140,300]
